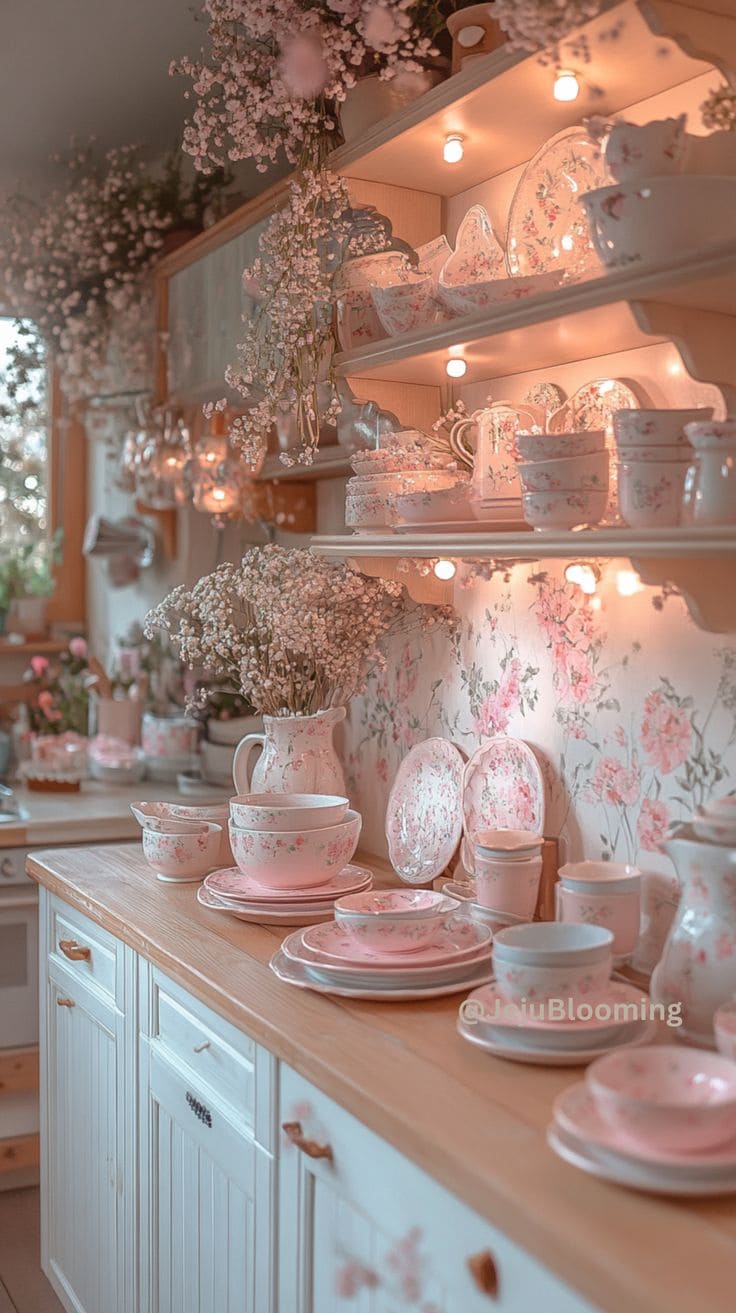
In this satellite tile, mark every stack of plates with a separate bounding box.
[457,980,656,1066]
[270,918,492,1000]
[197,863,373,925]
[549,1083,736,1195]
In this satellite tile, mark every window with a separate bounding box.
[0,316,48,544]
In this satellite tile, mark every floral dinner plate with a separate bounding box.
[386,738,466,884]
[270,947,492,1000]
[297,918,491,970]
[462,735,545,841]
[505,125,610,280]
[196,886,335,925]
[204,863,372,903]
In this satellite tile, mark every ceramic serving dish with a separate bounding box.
[141,820,223,883]
[335,251,408,349]
[618,458,689,527]
[580,175,736,269]
[587,1045,736,1152]
[514,429,606,462]
[518,449,609,494]
[438,271,561,316]
[613,407,712,447]
[333,888,459,952]
[229,792,349,831]
[522,487,608,531]
[228,809,361,890]
[371,278,443,336]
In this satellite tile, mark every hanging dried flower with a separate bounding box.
[492,0,605,61]
[701,83,736,133]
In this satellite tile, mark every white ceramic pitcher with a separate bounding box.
[232,707,347,796]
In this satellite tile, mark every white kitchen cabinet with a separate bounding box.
[39,891,137,1313]
[138,966,276,1313]
[279,1064,597,1313]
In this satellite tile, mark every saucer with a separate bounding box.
[457,1013,655,1065]
[299,918,491,969]
[463,980,650,1042]
[197,886,335,925]
[548,1126,736,1197]
[270,948,492,1000]
[554,1083,736,1173]
[204,863,372,903]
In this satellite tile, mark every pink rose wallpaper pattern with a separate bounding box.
[345,563,736,876]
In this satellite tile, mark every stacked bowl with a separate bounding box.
[467,829,544,925]
[515,429,609,530]
[198,793,371,924]
[612,407,712,527]
[130,802,225,883]
[346,435,468,532]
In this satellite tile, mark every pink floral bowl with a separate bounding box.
[493,954,612,1007]
[228,810,362,890]
[617,458,689,528]
[580,176,736,269]
[475,829,543,859]
[515,430,606,462]
[613,407,712,448]
[522,486,608,531]
[518,449,609,495]
[371,279,445,337]
[587,1045,736,1152]
[493,921,613,967]
[333,889,459,953]
[131,800,232,867]
[714,1001,736,1062]
[141,820,223,883]
[229,793,349,832]
[558,861,641,895]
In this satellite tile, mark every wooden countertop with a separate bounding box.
[0,781,227,848]
[28,843,736,1313]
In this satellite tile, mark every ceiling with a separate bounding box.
[0,0,217,198]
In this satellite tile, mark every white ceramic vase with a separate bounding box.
[232,707,347,797]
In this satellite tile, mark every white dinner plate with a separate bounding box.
[270,948,492,1000]
[197,886,335,925]
[457,1014,656,1065]
[547,1125,736,1196]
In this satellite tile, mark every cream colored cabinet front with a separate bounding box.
[278,1064,598,1313]
[40,891,137,1313]
[138,967,276,1313]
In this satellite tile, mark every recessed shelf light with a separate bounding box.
[553,69,580,102]
[616,568,644,597]
[443,134,464,164]
[434,559,457,580]
[565,561,600,594]
[445,357,467,378]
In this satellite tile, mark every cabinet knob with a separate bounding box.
[467,1250,499,1298]
[56,997,75,1008]
[193,1041,211,1054]
[59,939,91,962]
[282,1120,333,1163]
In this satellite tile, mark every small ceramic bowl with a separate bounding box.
[475,829,544,858]
[346,491,400,529]
[334,888,459,953]
[518,449,609,495]
[394,480,472,526]
[714,1001,736,1063]
[141,820,223,883]
[557,861,641,895]
[130,807,208,834]
[580,175,736,269]
[371,278,443,337]
[613,407,712,448]
[612,443,692,464]
[229,793,349,832]
[587,1045,736,1152]
[228,810,361,890]
[603,114,687,183]
[617,458,689,527]
[493,921,614,966]
[522,487,608,531]
[515,430,606,462]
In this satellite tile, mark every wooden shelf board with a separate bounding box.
[312,525,736,561]
[330,0,714,196]
[334,242,736,385]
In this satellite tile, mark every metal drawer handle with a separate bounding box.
[467,1250,499,1298]
[56,997,75,1008]
[193,1041,211,1054]
[186,1091,212,1128]
[59,939,91,962]
[282,1121,333,1163]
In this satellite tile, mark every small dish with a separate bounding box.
[334,888,459,953]
[229,793,349,832]
[587,1045,736,1153]
[141,820,222,883]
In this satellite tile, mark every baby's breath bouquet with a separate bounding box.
[144,544,427,717]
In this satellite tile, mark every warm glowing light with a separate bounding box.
[589,595,602,611]
[616,568,644,597]
[446,357,467,379]
[560,234,574,251]
[443,133,465,164]
[212,487,227,502]
[434,559,457,581]
[565,561,600,594]
[667,358,684,377]
[554,69,580,102]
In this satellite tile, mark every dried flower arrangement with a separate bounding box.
[172,0,452,174]
[491,0,606,58]
[0,145,229,399]
[144,544,438,717]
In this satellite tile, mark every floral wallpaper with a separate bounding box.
[344,563,736,964]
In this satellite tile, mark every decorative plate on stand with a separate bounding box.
[505,125,610,280]
[386,738,466,883]
[462,735,545,840]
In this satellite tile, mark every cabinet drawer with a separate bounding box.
[143,968,274,1147]
[279,1066,599,1313]
[46,896,122,1007]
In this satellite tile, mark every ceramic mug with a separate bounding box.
[556,884,640,960]
[474,852,543,921]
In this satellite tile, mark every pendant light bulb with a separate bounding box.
[554,69,580,102]
[443,134,465,164]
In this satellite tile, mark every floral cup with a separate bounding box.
[556,884,641,960]
[618,458,689,527]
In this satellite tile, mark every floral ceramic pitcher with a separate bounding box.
[651,825,736,1046]
[232,707,347,796]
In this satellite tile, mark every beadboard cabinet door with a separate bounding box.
[279,1065,598,1313]
[40,893,137,1313]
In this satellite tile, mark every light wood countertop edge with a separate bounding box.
[27,843,736,1313]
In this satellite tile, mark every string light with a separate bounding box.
[443,134,465,164]
[616,569,644,597]
[564,561,600,595]
[553,69,580,102]
[446,357,467,379]
[434,559,457,581]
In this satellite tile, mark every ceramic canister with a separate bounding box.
[473,849,543,921]
[556,883,641,960]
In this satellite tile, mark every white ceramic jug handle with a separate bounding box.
[554,884,563,921]
[232,734,266,793]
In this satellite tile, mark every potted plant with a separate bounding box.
[2,533,62,638]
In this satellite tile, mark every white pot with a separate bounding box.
[8,596,48,637]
